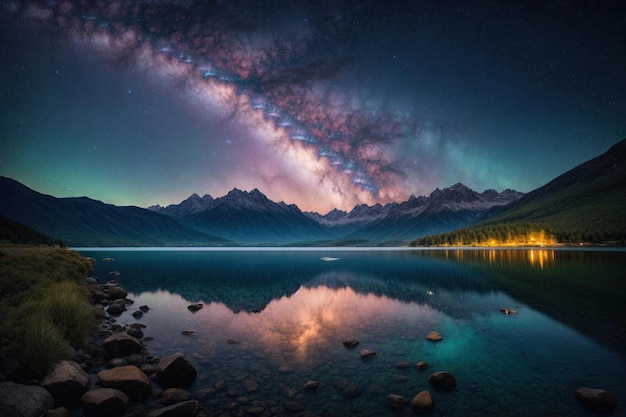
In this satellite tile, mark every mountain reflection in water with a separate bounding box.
[79,248,626,416]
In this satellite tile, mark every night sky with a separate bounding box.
[1,1,625,213]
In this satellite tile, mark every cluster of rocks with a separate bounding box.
[0,277,200,417]
[340,335,455,413]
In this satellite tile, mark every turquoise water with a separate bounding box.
[78,248,626,416]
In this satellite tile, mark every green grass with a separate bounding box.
[22,315,71,378]
[0,246,95,378]
[42,281,95,347]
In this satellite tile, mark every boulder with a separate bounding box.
[386,394,408,409]
[81,388,129,416]
[0,381,54,417]
[156,353,197,386]
[428,371,456,390]
[425,331,442,341]
[415,361,429,370]
[40,360,90,403]
[159,388,191,405]
[132,311,144,319]
[146,400,199,417]
[107,286,128,300]
[575,387,617,412]
[103,332,143,357]
[97,366,151,399]
[411,390,433,411]
[106,300,127,316]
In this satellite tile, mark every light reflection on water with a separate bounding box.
[80,248,626,416]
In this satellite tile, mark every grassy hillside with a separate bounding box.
[0,247,94,378]
[411,138,626,246]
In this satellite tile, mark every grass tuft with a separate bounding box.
[42,281,95,347]
[22,315,70,378]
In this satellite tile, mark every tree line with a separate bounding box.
[410,222,624,247]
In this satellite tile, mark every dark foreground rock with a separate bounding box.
[575,387,617,412]
[97,365,151,399]
[81,388,129,416]
[0,381,54,417]
[156,353,197,386]
[159,388,191,405]
[40,360,90,403]
[428,371,457,390]
[103,332,143,357]
[146,400,199,417]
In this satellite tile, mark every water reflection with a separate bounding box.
[81,248,626,416]
[129,281,449,368]
[84,248,626,355]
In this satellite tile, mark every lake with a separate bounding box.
[77,248,626,416]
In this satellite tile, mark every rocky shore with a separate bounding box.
[0,275,619,417]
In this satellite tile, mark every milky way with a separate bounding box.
[1,1,625,212]
[17,0,411,209]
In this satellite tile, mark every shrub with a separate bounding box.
[42,281,95,347]
[22,315,70,378]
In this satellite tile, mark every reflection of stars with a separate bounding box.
[225,139,232,145]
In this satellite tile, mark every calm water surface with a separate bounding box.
[78,248,626,416]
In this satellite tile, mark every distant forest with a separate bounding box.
[410,222,625,247]
[0,214,65,247]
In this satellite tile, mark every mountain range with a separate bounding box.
[1,137,624,246]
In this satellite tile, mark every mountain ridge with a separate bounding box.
[3,137,623,246]
[0,177,231,247]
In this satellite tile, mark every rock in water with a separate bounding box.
[242,379,258,393]
[386,394,409,409]
[425,331,442,341]
[107,286,128,300]
[359,349,376,359]
[342,339,359,348]
[146,400,199,417]
[40,360,90,403]
[187,303,203,312]
[428,371,457,390]
[0,381,54,417]
[156,352,197,386]
[575,387,617,412]
[81,388,129,416]
[304,380,319,390]
[411,390,434,411]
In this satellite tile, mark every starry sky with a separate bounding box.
[1,1,625,213]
